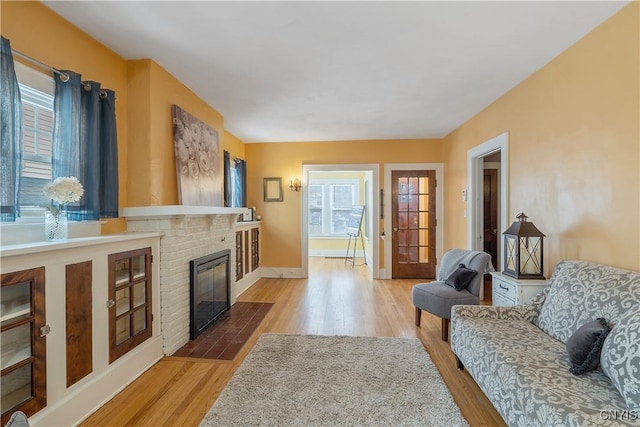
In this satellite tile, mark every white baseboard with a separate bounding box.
[308,250,348,257]
[260,267,306,278]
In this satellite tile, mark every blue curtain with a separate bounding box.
[0,36,22,222]
[233,158,246,207]
[224,150,246,208]
[53,72,118,220]
[99,89,118,217]
[224,150,231,207]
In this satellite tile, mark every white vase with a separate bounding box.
[45,211,68,240]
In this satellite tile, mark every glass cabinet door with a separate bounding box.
[0,267,46,425]
[108,248,152,363]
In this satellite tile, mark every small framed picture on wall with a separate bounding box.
[263,177,283,202]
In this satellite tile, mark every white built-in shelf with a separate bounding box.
[1,303,31,324]
[122,205,250,219]
[115,273,129,287]
[1,383,31,411]
[1,344,31,370]
[1,232,163,258]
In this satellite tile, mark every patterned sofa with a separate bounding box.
[451,260,640,426]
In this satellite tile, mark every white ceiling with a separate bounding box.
[43,1,628,143]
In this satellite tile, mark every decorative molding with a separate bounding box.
[121,205,249,219]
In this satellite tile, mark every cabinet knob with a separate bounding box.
[40,325,51,337]
[106,299,115,308]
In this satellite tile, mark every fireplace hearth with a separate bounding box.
[189,249,231,340]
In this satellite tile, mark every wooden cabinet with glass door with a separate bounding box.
[236,231,244,281]
[251,227,260,271]
[108,248,152,363]
[1,267,46,425]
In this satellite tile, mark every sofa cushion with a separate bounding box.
[566,318,611,375]
[412,282,478,319]
[537,260,640,344]
[601,310,640,411]
[452,315,632,426]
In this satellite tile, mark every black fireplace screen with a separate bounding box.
[189,249,231,340]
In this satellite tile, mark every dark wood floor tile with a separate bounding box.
[174,301,273,360]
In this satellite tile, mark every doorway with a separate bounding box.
[301,164,379,279]
[467,132,509,284]
[483,155,500,271]
[384,163,444,279]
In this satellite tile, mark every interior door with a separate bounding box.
[391,170,436,278]
[483,169,498,270]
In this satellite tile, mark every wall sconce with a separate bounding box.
[289,178,302,192]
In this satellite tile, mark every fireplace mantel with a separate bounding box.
[122,205,249,220]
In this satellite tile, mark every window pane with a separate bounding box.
[1,363,32,412]
[398,178,408,195]
[408,177,418,195]
[408,230,418,246]
[419,247,429,263]
[309,186,323,208]
[309,209,322,235]
[331,210,350,234]
[331,185,353,208]
[308,185,324,235]
[408,194,418,211]
[18,83,54,206]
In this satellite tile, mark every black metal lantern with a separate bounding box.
[503,213,545,279]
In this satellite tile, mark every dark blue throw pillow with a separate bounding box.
[445,263,477,291]
[566,318,611,375]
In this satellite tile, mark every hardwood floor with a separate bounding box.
[80,258,505,427]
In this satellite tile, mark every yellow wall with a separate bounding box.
[443,2,640,273]
[1,1,129,233]
[128,59,225,206]
[245,139,443,268]
[224,131,246,160]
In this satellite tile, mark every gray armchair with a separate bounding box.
[412,249,493,341]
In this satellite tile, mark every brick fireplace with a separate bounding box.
[123,206,249,355]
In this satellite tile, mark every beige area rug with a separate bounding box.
[200,334,469,426]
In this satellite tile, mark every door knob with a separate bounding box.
[393,227,398,232]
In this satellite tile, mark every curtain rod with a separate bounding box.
[11,48,69,82]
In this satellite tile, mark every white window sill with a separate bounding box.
[0,220,105,246]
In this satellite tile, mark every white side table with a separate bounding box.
[491,271,548,307]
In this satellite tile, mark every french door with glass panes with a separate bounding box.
[391,170,437,278]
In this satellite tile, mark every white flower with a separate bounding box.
[43,176,84,213]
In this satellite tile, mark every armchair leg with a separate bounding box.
[415,307,422,326]
[441,318,450,341]
[456,356,464,370]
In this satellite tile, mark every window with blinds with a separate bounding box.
[20,84,53,181]
[14,63,55,210]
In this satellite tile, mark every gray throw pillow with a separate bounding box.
[566,318,611,375]
[601,310,640,411]
[5,411,30,427]
[445,263,477,291]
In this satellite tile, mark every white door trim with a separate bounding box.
[467,132,509,272]
[301,164,380,278]
[383,163,444,279]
